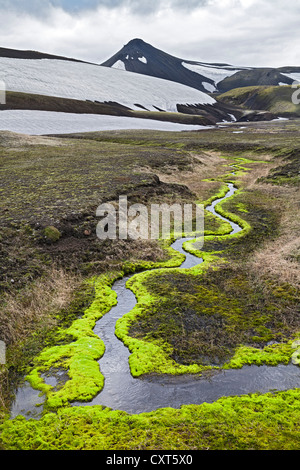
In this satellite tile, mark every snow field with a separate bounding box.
[0,109,213,135]
[0,57,215,113]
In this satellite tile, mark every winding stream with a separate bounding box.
[11,183,300,418]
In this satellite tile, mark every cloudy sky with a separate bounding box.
[0,0,299,67]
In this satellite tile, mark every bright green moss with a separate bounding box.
[2,388,300,450]
[224,343,294,369]
[126,265,298,370]
[115,267,217,377]
[15,157,299,412]
[236,202,249,213]
[23,242,187,407]
[25,272,122,408]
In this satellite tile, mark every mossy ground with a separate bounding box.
[127,184,299,371]
[1,389,300,450]
[0,120,299,450]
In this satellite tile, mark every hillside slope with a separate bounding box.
[101,38,244,93]
[0,45,287,125]
[0,55,259,124]
[217,85,300,118]
[101,39,300,94]
[0,56,215,113]
[0,46,88,63]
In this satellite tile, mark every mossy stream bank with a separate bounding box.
[10,182,300,417]
[1,130,299,450]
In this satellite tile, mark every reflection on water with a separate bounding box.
[79,364,300,415]
[10,383,45,419]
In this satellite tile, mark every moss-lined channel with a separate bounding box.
[10,182,300,418]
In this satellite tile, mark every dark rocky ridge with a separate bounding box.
[101,38,216,93]
[0,46,91,63]
[101,39,300,93]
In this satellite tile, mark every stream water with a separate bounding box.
[10,183,300,418]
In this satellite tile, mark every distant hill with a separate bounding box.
[1,53,238,125]
[217,85,300,118]
[1,42,297,126]
[0,46,89,63]
[101,39,300,93]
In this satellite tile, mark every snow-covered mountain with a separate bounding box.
[101,39,300,93]
[1,41,290,129]
[0,55,216,113]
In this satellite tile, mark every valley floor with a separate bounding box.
[0,119,299,451]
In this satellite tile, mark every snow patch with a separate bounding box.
[281,73,300,83]
[112,60,126,70]
[0,57,216,113]
[272,117,289,121]
[138,56,147,64]
[203,82,216,92]
[0,110,214,135]
[228,113,237,122]
[182,62,241,85]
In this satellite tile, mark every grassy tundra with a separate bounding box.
[0,119,299,450]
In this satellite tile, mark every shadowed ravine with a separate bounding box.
[11,183,300,418]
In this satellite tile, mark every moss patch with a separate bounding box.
[1,121,299,450]
[44,226,62,243]
[2,388,300,450]
[25,272,121,409]
[129,268,299,369]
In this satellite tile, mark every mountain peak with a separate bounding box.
[101,39,211,92]
[126,38,147,47]
[101,39,296,94]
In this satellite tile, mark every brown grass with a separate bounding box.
[0,130,68,149]
[248,184,300,288]
[150,150,229,201]
[0,266,82,347]
[232,156,300,288]
[0,264,83,415]
[155,150,300,288]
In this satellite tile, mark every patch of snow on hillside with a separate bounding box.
[182,62,240,85]
[138,56,147,64]
[228,114,237,122]
[282,73,300,83]
[0,57,216,113]
[0,110,213,135]
[203,82,216,92]
[112,60,126,70]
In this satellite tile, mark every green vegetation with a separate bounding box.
[25,272,119,409]
[44,226,62,243]
[217,85,300,118]
[128,186,299,370]
[1,389,300,450]
[0,120,299,450]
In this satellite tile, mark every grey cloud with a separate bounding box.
[0,0,299,68]
[171,0,210,11]
[120,0,210,15]
[0,0,212,16]
[0,0,51,15]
